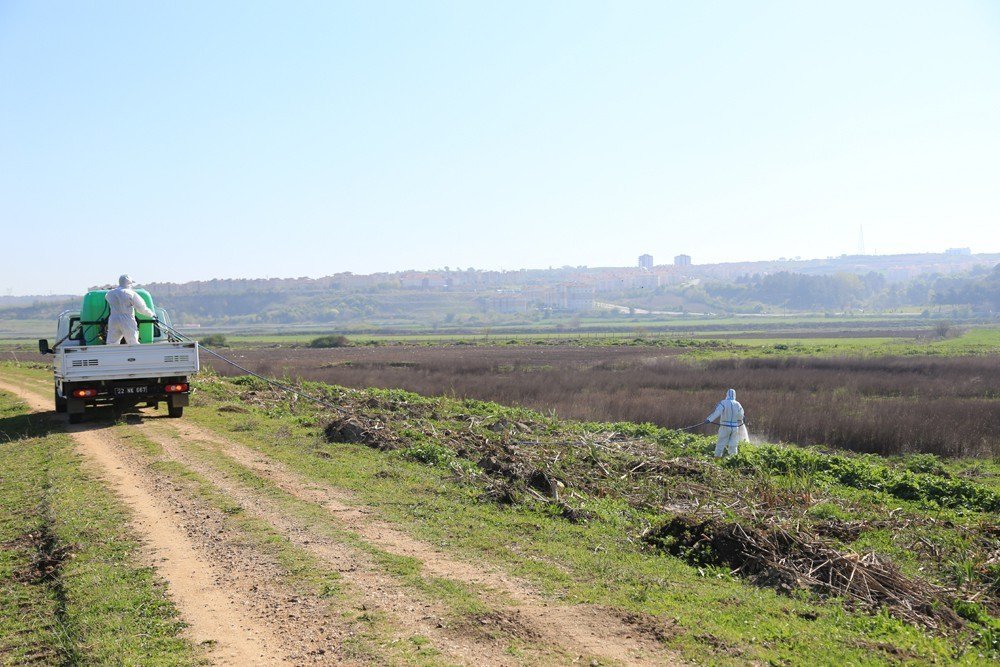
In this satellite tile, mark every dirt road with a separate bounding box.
[0,373,682,665]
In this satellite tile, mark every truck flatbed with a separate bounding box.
[59,341,199,382]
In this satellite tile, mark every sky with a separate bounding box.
[1,1,999,295]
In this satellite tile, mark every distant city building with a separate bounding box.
[399,272,447,289]
[594,274,661,293]
[946,247,971,256]
[674,254,692,266]
[546,284,595,311]
[488,292,531,313]
[638,254,653,270]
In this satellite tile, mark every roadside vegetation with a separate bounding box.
[178,369,1000,664]
[2,334,998,664]
[0,392,198,665]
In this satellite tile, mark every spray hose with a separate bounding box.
[157,321,350,416]
[677,420,749,431]
[48,323,83,352]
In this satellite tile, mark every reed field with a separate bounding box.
[191,336,1000,459]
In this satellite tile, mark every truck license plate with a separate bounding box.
[114,386,150,396]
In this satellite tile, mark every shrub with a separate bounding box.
[230,375,269,390]
[726,444,1000,513]
[199,333,228,347]
[901,453,947,476]
[309,335,351,348]
[401,443,454,466]
[934,321,953,339]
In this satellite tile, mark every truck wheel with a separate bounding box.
[168,405,184,418]
[68,413,83,424]
[55,388,67,413]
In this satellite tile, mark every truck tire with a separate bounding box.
[168,405,184,418]
[55,388,67,413]
[68,412,83,424]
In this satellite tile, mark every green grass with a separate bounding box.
[181,374,998,665]
[3,360,998,664]
[0,392,200,666]
[926,327,1000,354]
[193,324,1000,359]
[724,444,1000,513]
[689,327,1000,358]
[6,318,1000,362]
[0,319,51,342]
[165,433,501,618]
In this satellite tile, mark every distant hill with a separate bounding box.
[0,294,75,307]
[3,253,998,329]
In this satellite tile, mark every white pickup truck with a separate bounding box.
[39,309,199,423]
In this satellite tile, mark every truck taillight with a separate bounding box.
[164,383,189,393]
[73,388,97,398]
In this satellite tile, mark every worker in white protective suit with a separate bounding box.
[705,388,749,457]
[105,275,156,345]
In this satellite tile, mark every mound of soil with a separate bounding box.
[323,415,397,450]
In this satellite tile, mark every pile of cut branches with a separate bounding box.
[645,515,963,631]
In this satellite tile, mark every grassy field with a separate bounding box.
[0,319,51,344]
[5,310,999,367]
[166,374,1000,663]
[0,392,199,665]
[183,336,1000,458]
[198,324,1000,357]
[2,360,998,664]
[3,309,988,345]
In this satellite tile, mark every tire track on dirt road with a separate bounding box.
[151,418,682,666]
[0,379,293,666]
[2,374,606,665]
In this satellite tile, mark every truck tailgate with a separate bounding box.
[59,342,199,381]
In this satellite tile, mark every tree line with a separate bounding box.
[704,265,1000,314]
[4,265,998,325]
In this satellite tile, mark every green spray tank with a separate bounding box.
[80,289,156,345]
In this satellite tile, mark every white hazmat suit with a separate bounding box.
[706,388,749,457]
[105,275,155,345]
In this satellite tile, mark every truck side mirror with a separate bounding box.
[38,339,52,355]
